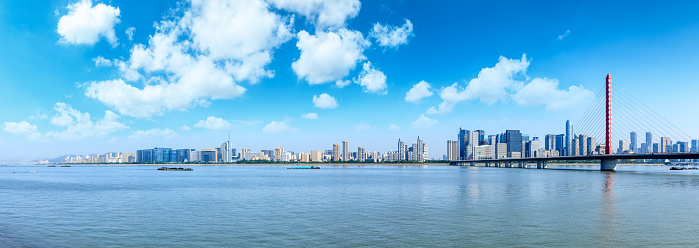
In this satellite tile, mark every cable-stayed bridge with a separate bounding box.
[450,74,699,171]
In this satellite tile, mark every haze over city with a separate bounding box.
[2,0,699,161]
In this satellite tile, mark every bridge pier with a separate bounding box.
[536,161,542,169]
[470,162,476,166]
[601,159,617,171]
[522,161,527,168]
[507,161,512,168]
[517,161,523,168]
[542,161,547,169]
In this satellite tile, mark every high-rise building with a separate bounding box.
[476,130,486,145]
[692,139,699,152]
[618,140,628,154]
[587,137,596,155]
[545,134,556,151]
[459,128,467,160]
[275,147,284,161]
[357,147,365,162]
[398,139,405,161]
[447,140,459,161]
[653,143,659,153]
[646,132,653,153]
[311,151,322,162]
[495,143,507,159]
[571,138,579,156]
[578,134,588,156]
[660,137,671,153]
[506,130,522,156]
[488,135,497,145]
[630,132,637,153]
[566,120,573,156]
[555,134,565,155]
[465,131,477,160]
[342,140,348,161]
[240,149,251,160]
[332,144,340,161]
[261,150,274,160]
[677,141,689,153]
[417,137,425,162]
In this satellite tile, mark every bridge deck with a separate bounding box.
[451,152,699,164]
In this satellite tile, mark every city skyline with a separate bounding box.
[3,0,699,161]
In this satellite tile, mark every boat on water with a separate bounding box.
[47,165,56,167]
[287,166,320,169]
[670,167,698,170]
[157,167,193,171]
[60,165,71,167]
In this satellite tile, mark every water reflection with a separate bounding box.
[601,172,617,243]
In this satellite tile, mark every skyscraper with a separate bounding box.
[506,130,522,157]
[646,132,653,153]
[618,140,628,154]
[555,134,565,155]
[398,139,405,161]
[447,140,459,161]
[275,147,284,162]
[332,144,340,161]
[630,132,637,153]
[660,137,671,153]
[578,134,588,156]
[342,140,348,161]
[566,120,573,156]
[692,139,699,152]
[417,137,425,162]
[357,147,365,162]
[459,128,467,160]
[545,134,555,151]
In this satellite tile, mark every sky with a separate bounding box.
[2,0,699,161]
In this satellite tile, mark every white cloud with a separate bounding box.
[369,19,413,48]
[355,123,373,131]
[46,102,128,141]
[389,124,400,130]
[312,93,338,109]
[262,121,298,134]
[267,0,361,28]
[405,80,433,103]
[558,30,570,40]
[512,78,594,111]
[427,54,593,114]
[302,113,319,119]
[125,27,135,41]
[292,29,370,84]
[181,125,191,131]
[194,116,231,130]
[354,61,387,94]
[93,56,112,66]
[411,114,437,130]
[428,54,530,114]
[4,121,37,135]
[57,0,121,46]
[85,0,294,118]
[129,128,176,139]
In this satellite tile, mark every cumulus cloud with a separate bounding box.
[85,0,294,118]
[93,56,112,66]
[512,78,594,111]
[411,114,437,129]
[262,121,297,134]
[194,116,231,130]
[312,93,338,109]
[267,0,361,28]
[354,61,387,94]
[129,128,176,139]
[46,102,128,141]
[181,125,191,131]
[292,29,370,84]
[125,27,135,41]
[405,80,433,103]
[57,0,121,46]
[302,113,319,119]
[427,54,593,114]
[4,121,37,135]
[369,19,413,48]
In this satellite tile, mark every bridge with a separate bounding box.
[450,74,699,171]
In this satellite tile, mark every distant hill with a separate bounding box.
[47,155,75,163]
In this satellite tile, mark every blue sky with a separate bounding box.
[2,0,699,161]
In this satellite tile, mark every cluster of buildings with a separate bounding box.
[62,137,430,164]
[447,120,699,161]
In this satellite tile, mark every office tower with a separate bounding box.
[416,137,425,162]
[465,131,477,160]
[646,132,653,153]
[555,134,565,154]
[495,143,507,159]
[506,130,523,157]
[630,132,637,153]
[692,139,699,152]
[566,120,573,156]
[526,140,540,158]
[422,143,429,161]
[261,150,274,160]
[476,130,486,145]
[618,140,628,154]
[240,149,251,160]
[459,128,467,160]
[653,143,659,153]
[398,139,405,161]
[332,144,340,161]
[274,147,284,161]
[447,140,459,161]
[200,148,218,162]
[678,141,689,153]
[522,134,530,142]
[587,137,596,155]
[342,140,348,161]
[357,147,365,162]
[572,138,579,156]
[545,134,555,151]
[660,137,671,153]
[578,134,588,156]
[311,151,322,162]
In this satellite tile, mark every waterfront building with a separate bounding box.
[299,152,310,162]
[578,134,588,156]
[398,139,405,161]
[555,134,565,154]
[332,144,340,161]
[495,143,507,159]
[566,120,573,156]
[488,135,497,145]
[618,140,628,154]
[630,132,637,153]
[342,140,349,161]
[459,128,467,160]
[587,137,597,155]
[545,134,555,151]
[646,132,653,153]
[447,140,459,161]
[358,147,365,162]
[506,130,522,156]
[240,149,251,160]
[311,151,322,162]
[280,151,292,162]
[678,141,689,153]
[417,137,425,162]
[189,150,200,162]
[275,147,284,162]
[200,148,218,162]
[653,143,659,153]
[692,140,699,152]
[476,130,486,145]
[571,138,579,156]
[660,137,671,153]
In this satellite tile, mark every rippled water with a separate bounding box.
[2,164,699,247]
